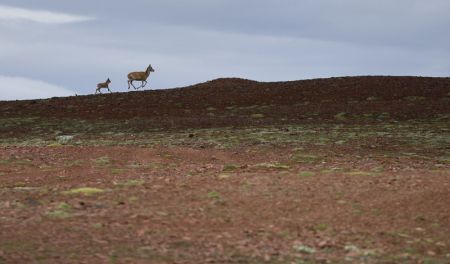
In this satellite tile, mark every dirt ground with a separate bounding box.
[0,76,449,263]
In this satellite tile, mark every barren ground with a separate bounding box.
[0,76,449,263]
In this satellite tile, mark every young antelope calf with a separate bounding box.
[96,78,112,94]
[128,64,155,90]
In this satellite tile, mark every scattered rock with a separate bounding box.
[293,243,316,254]
[24,197,40,207]
[56,135,74,144]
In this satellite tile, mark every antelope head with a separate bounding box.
[146,64,155,76]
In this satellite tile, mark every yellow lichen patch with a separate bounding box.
[62,187,105,196]
[114,180,145,187]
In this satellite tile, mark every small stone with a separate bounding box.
[218,174,231,179]
[293,243,316,254]
[24,197,40,207]
[415,227,425,232]
[56,135,74,144]
[436,241,446,247]
[318,240,330,248]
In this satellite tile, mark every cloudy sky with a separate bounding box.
[0,0,449,100]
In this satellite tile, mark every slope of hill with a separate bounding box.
[1,76,449,128]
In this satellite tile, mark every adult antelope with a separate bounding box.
[95,78,112,94]
[127,64,155,90]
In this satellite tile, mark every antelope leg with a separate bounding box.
[131,81,138,90]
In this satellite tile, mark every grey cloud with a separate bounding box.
[2,1,450,51]
[102,0,450,49]
[3,0,450,48]
[0,5,92,24]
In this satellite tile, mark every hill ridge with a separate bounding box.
[0,76,449,127]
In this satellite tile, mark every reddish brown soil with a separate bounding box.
[0,76,449,263]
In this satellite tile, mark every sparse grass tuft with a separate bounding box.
[314,223,328,231]
[254,163,290,170]
[46,202,72,219]
[346,171,378,176]
[334,112,348,121]
[92,156,111,167]
[298,171,315,177]
[110,168,127,175]
[46,210,71,219]
[250,113,264,118]
[47,143,63,147]
[404,96,426,102]
[223,164,239,172]
[207,191,221,199]
[292,153,319,163]
[114,179,145,187]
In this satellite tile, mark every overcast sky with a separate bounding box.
[0,0,449,100]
